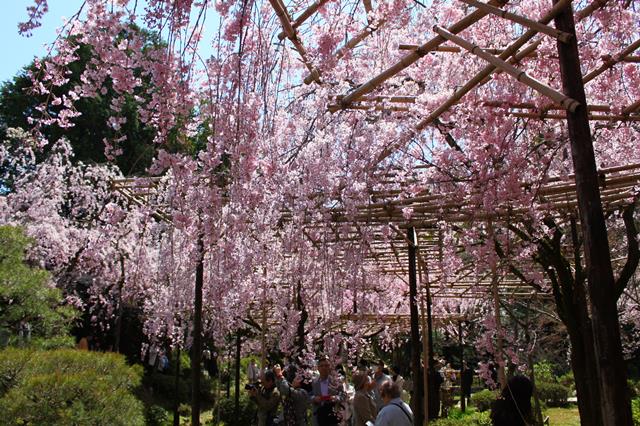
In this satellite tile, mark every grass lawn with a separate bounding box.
[545,406,581,426]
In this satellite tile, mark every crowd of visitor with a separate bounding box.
[245,355,534,426]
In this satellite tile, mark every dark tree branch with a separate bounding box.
[615,203,639,300]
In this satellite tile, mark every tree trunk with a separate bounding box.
[234,332,242,418]
[553,2,632,423]
[174,348,181,426]
[191,236,204,426]
[407,227,425,425]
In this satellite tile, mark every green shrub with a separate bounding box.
[536,382,569,407]
[558,371,575,394]
[145,404,170,426]
[212,394,257,426]
[144,368,214,405]
[629,379,639,399]
[633,398,640,426]
[0,347,144,425]
[471,389,496,412]
[431,411,491,426]
[533,361,555,384]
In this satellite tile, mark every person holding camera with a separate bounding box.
[274,364,311,425]
[248,370,281,426]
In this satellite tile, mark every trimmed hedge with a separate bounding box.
[470,389,496,412]
[0,348,144,425]
[536,382,569,407]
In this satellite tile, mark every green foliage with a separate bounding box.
[533,361,555,384]
[0,347,144,425]
[629,379,639,399]
[536,382,569,407]
[178,403,191,417]
[0,225,76,347]
[470,389,496,412]
[0,31,159,177]
[558,371,575,394]
[633,398,640,426]
[143,365,214,406]
[211,394,257,426]
[431,410,491,426]
[145,404,171,426]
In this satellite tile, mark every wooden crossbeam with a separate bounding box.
[371,0,573,166]
[327,103,411,112]
[277,0,332,40]
[268,0,321,82]
[305,18,387,85]
[334,0,509,110]
[458,0,572,43]
[399,44,538,57]
[583,39,640,84]
[508,112,640,122]
[623,100,640,115]
[433,25,580,111]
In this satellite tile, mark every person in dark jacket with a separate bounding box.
[249,370,281,426]
[275,364,310,426]
[490,375,533,426]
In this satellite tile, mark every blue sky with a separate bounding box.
[1,1,85,83]
[1,1,221,85]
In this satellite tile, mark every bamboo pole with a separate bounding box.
[398,44,538,56]
[508,112,640,121]
[327,103,411,112]
[306,19,386,85]
[583,39,640,84]
[433,25,580,112]
[267,0,321,82]
[458,0,572,43]
[622,99,640,115]
[334,95,417,103]
[482,101,612,112]
[487,221,507,389]
[336,0,510,109]
[371,0,573,165]
[277,0,332,40]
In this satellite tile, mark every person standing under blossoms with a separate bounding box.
[373,381,413,426]
[311,357,345,426]
[249,369,281,426]
[351,371,376,426]
[248,358,260,384]
[274,364,311,426]
[372,360,391,412]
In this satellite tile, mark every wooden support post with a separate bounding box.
[407,227,425,425]
[487,222,506,389]
[191,235,204,426]
[234,332,242,418]
[173,347,181,426]
[417,255,431,425]
[458,317,466,412]
[553,1,633,424]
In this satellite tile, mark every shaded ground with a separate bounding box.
[546,406,581,426]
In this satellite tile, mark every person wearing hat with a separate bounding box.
[351,372,376,426]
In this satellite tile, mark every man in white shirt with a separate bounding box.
[374,381,413,426]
